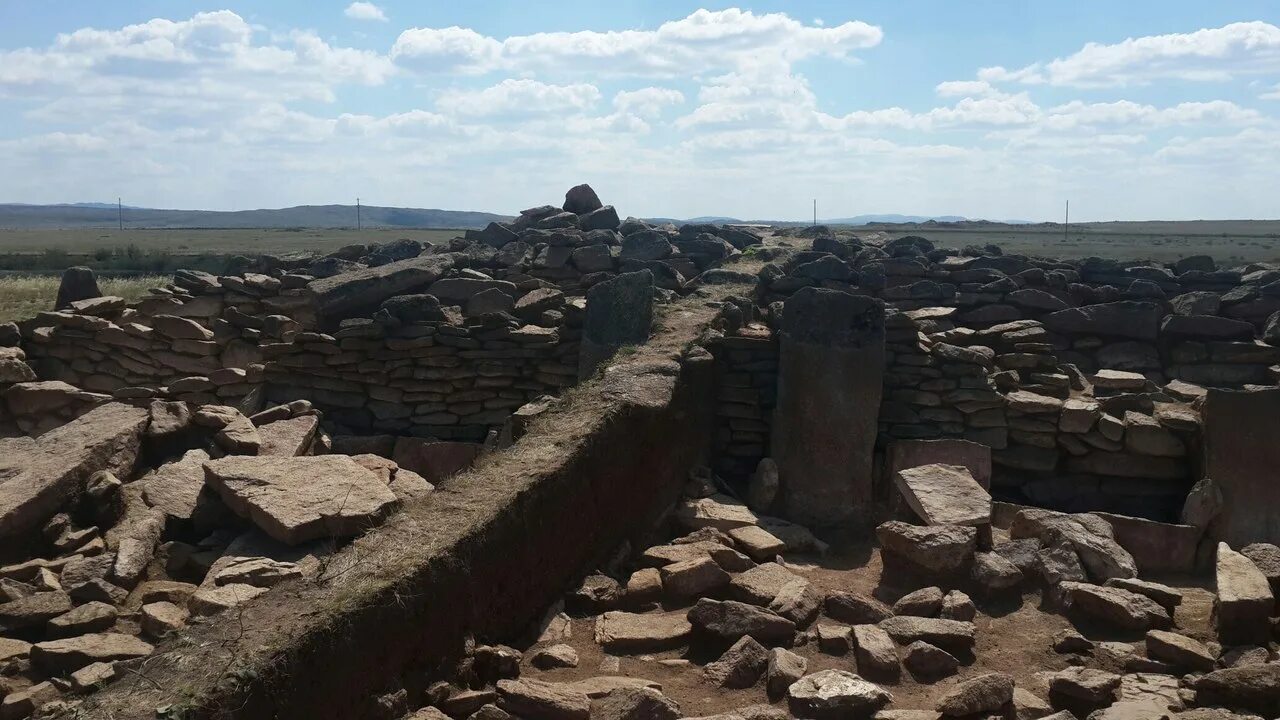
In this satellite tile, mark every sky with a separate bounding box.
[1,1,1278,222]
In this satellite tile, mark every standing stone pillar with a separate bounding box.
[772,287,885,529]
[1203,387,1280,545]
[578,270,654,380]
[54,266,101,310]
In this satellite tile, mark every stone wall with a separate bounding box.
[13,185,759,445]
[751,235,1280,521]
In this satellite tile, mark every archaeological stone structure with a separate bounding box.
[1,185,1279,720]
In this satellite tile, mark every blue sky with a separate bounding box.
[1,1,1278,221]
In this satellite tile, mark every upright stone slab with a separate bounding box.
[1214,543,1274,645]
[772,288,885,528]
[54,267,101,310]
[578,270,654,380]
[1203,388,1280,545]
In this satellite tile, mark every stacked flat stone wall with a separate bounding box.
[708,324,777,481]
[262,314,581,440]
[753,235,1280,521]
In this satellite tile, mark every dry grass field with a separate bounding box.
[0,274,165,324]
[850,221,1280,265]
[0,227,461,255]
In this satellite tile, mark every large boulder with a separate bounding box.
[203,456,399,545]
[563,184,604,215]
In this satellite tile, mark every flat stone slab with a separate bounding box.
[1062,581,1170,631]
[30,632,154,673]
[878,616,976,655]
[141,449,211,523]
[257,415,320,457]
[676,494,758,530]
[893,463,991,527]
[307,254,454,322]
[204,456,399,545]
[0,402,148,540]
[593,611,691,653]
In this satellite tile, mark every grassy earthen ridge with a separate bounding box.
[76,274,756,719]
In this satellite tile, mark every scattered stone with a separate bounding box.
[46,601,117,637]
[876,521,976,573]
[878,616,976,655]
[767,580,822,626]
[1145,630,1215,672]
[786,669,891,720]
[1062,581,1170,631]
[141,601,188,638]
[729,562,802,606]
[939,590,976,621]
[1103,578,1182,615]
[594,611,691,653]
[766,647,806,698]
[816,623,853,655]
[30,632,154,673]
[704,635,769,688]
[1191,664,1280,716]
[892,587,943,617]
[531,644,579,670]
[825,592,893,625]
[936,672,1014,716]
[902,640,957,679]
[589,687,680,720]
[852,624,899,678]
[687,598,795,647]
[660,556,730,599]
[496,678,590,720]
[1048,667,1121,705]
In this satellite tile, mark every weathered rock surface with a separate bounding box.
[0,403,147,540]
[203,455,399,545]
[894,463,991,526]
[786,669,891,719]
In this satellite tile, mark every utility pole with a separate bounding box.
[813,199,817,226]
[1064,200,1069,242]
[117,197,123,231]
[356,197,361,230]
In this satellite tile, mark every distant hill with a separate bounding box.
[0,203,509,230]
[821,214,969,224]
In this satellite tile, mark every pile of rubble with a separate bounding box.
[0,394,445,718]
[397,460,1277,720]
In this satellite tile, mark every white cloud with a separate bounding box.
[613,87,685,118]
[0,11,395,103]
[935,80,997,97]
[990,21,1280,87]
[436,79,600,117]
[1,8,1278,221]
[344,2,388,22]
[391,9,881,76]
